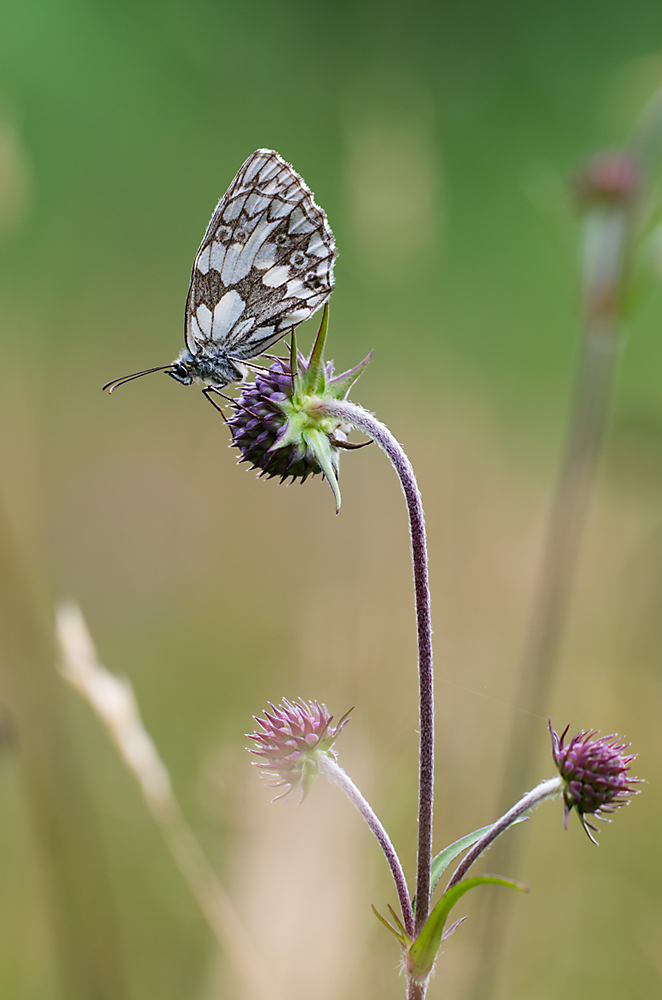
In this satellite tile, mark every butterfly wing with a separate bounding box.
[185,149,337,362]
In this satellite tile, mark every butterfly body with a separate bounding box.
[167,347,247,388]
[104,148,337,396]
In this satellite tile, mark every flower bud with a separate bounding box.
[248,698,351,800]
[227,306,371,510]
[550,721,641,844]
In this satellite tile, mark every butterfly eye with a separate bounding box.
[274,233,289,245]
[169,362,193,385]
[217,226,232,242]
[304,272,324,290]
[290,250,308,268]
[234,228,248,243]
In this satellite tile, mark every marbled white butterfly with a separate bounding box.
[103,149,337,402]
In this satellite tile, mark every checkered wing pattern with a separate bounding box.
[185,149,337,362]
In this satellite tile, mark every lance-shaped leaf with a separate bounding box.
[428,816,528,898]
[406,876,528,982]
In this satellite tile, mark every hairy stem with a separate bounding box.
[407,978,428,1000]
[445,777,562,891]
[320,756,414,936]
[314,399,434,934]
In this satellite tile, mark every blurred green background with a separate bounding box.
[1,1,662,998]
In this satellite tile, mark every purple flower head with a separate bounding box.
[226,306,371,510]
[248,698,352,800]
[550,721,641,844]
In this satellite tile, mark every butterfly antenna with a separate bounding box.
[102,366,173,393]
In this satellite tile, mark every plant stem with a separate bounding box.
[319,755,414,936]
[407,978,427,1000]
[0,499,129,1000]
[445,777,561,891]
[489,302,622,846]
[468,162,636,1000]
[314,399,434,934]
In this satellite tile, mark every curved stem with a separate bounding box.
[445,777,562,891]
[319,756,414,936]
[314,399,434,934]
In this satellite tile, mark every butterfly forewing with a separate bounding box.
[185,149,337,363]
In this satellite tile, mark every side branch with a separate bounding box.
[445,777,562,891]
[320,756,414,936]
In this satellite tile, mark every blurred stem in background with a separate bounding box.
[56,602,281,1000]
[469,90,662,1000]
[0,498,129,1000]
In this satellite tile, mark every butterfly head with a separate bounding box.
[167,357,195,386]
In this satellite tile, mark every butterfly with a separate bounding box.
[103,149,337,403]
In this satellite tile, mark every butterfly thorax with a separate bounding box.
[168,348,247,389]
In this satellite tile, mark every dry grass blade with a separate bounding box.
[56,601,281,1000]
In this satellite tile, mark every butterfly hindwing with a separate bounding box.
[185,149,336,363]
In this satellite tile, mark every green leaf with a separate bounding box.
[407,876,528,980]
[429,816,527,897]
[429,825,494,896]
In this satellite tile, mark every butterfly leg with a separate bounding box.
[202,386,232,420]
